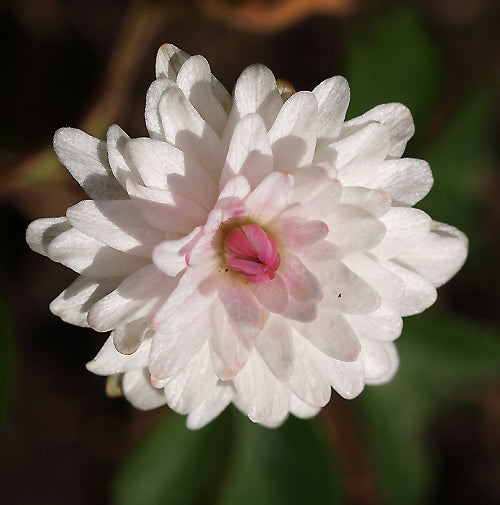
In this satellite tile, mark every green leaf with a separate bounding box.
[358,314,500,505]
[112,411,230,505]
[343,5,443,127]
[0,293,15,430]
[217,416,344,505]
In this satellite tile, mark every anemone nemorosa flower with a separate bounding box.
[26,44,467,428]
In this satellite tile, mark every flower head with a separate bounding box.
[26,44,467,428]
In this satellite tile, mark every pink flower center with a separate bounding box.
[224,224,281,284]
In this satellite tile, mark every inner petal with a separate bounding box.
[225,224,280,284]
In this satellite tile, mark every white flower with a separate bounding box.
[26,44,468,429]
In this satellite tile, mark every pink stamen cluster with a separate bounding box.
[224,224,281,284]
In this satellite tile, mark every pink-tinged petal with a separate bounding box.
[159,87,225,179]
[282,298,317,323]
[259,383,290,428]
[313,75,350,144]
[241,224,278,265]
[327,205,386,254]
[339,187,392,217]
[53,128,127,200]
[346,304,403,342]
[122,369,167,410]
[210,302,251,380]
[153,227,201,277]
[153,268,217,332]
[50,277,118,328]
[250,275,288,313]
[66,200,165,257]
[149,313,210,380]
[359,339,399,385]
[344,102,414,159]
[126,137,218,208]
[254,315,294,380]
[244,171,293,223]
[269,91,319,172]
[395,221,468,288]
[232,350,276,423]
[126,179,208,235]
[217,275,261,339]
[220,113,273,190]
[295,310,361,362]
[86,336,152,376]
[112,318,149,355]
[299,240,343,266]
[176,55,228,136]
[272,219,328,248]
[280,253,322,304]
[88,264,175,332]
[215,175,251,210]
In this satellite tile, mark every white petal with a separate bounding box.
[233,350,276,423]
[269,91,318,172]
[49,276,118,327]
[339,187,392,217]
[345,304,403,342]
[149,312,210,380]
[53,128,127,199]
[371,207,431,260]
[26,217,71,257]
[280,252,322,304]
[381,260,437,316]
[210,301,251,380]
[145,78,175,140]
[152,227,200,276]
[186,382,234,430]
[177,55,228,136]
[295,310,361,361]
[220,113,273,190]
[126,137,218,208]
[344,103,414,159]
[359,339,399,385]
[112,318,149,355]
[126,179,208,235]
[153,268,217,333]
[356,158,433,206]
[88,264,174,332]
[225,64,283,137]
[396,221,468,287]
[326,359,365,400]
[155,43,190,80]
[313,76,350,143]
[122,368,167,410]
[260,383,290,428]
[47,228,149,277]
[327,205,386,253]
[106,124,142,188]
[159,87,225,179]
[66,199,165,256]
[254,315,294,380]
[86,336,152,375]
[272,218,329,249]
[217,275,261,339]
[289,395,320,419]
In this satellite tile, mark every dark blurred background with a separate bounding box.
[0,0,499,504]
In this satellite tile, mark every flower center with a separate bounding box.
[224,224,280,284]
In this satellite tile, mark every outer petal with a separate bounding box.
[26,217,71,257]
[53,128,127,200]
[359,339,399,385]
[123,368,167,410]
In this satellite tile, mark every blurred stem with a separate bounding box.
[1,0,167,217]
[320,400,380,505]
